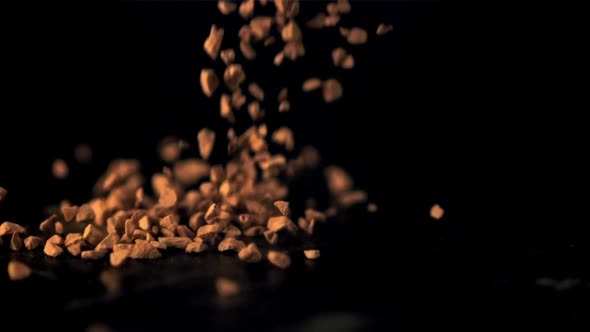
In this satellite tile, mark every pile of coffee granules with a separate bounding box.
[1,0,391,288]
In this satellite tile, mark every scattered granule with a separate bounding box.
[325,166,353,194]
[281,20,302,42]
[298,217,315,235]
[61,204,79,222]
[430,204,444,220]
[278,87,288,102]
[220,49,235,65]
[338,190,368,207]
[74,144,93,163]
[0,221,26,236]
[273,200,290,216]
[95,233,120,251]
[52,159,69,179]
[39,215,57,233]
[239,0,255,19]
[342,54,354,69]
[326,3,339,16]
[367,203,378,213]
[204,24,224,60]
[275,0,300,18]
[267,250,291,269]
[278,100,290,112]
[248,82,265,101]
[218,0,237,15]
[331,47,347,67]
[306,12,325,28]
[8,261,32,281]
[76,204,95,222]
[220,93,234,122]
[273,51,285,66]
[218,237,246,252]
[303,249,320,260]
[197,224,219,242]
[304,208,326,223]
[81,250,108,260]
[10,232,23,251]
[110,249,130,267]
[376,23,393,35]
[238,242,262,263]
[250,16,273,40]
[186,238,208,253]
[44,241,64,257]
[216,277,240,297]
[24,236,42,250]
[173,159,210,186]
[231,89,247,109]
[83,224,106,247]
[322,79,343,103]
[197,128,216,160]
[267,216,293,233]
[54,221,65,234]
[129,242,162,259]
[239,25,252,43]
[47,234,64,245]
[100,269,121,295]
[272,127,295,151]
[264,36,275,46]
[158,237,192,249]
[323,15,340,27]
[259,0,268,6]
[336,0,351,14]
[224,224,242,238]
[248,101,264,121]
[224,64,246,91]
[240,40,257,60]
[345,27,368,45]
[339,27,350,37]
[200,69,220,97]
[264,229,278,245]
[158,137,187,163]
[303,78,322,92]
[0,186,7,202]
[65,233,83,246]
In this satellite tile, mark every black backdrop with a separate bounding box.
[1,1,588,330]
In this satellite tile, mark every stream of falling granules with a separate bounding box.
[1,0,391,289]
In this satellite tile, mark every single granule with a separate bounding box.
[267,250,291,269]
[430,204,444,220]
[8,261,32,281]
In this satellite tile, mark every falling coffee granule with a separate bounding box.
[303,249,320,260]
[268,250,291,269]
[204,24,224,60]
[218,0,237,15]
[0,186,7,202]
[376,23,393,35]
[303,78,322,92]
[0,221,26,236]
[430,204,444,220]
[198,128,216,160]
[322,79,343,103]
[52,159,69,179]
[10,232,23,251]
[344,27,368,45]
[24,236,42,250]
[8,261,32,281]
[201,69,220,97]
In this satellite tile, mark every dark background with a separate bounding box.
[1,0,588,330]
